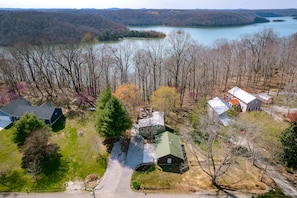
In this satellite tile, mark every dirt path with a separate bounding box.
[265,165,297,197]
[232,133,297,197]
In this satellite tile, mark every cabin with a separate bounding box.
[155,131,184,165]
[227,87,261,112]
[137,111,166,139]
[207,97,232,126]
[0,97,63,127]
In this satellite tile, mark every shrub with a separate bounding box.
[132,181,140,190]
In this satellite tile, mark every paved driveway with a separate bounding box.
[94,134,144,197]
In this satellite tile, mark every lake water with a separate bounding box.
[129,17,297,46]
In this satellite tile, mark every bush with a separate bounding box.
[132,181,140,190]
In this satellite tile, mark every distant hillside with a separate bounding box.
[0,10,164,46]
[80,9,270,26]
[0,9,296,46]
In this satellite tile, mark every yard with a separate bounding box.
[131,111,291,196]
[0,110,108,192]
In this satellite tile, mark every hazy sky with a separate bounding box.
[1,0,296,9]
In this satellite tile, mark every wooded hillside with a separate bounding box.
[89,9,269,26]
[0,10,165,46]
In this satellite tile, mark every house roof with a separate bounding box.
[228,86,257,104]
[207,97,231,115]
[138,111,165,128]
[0,97,31,116]
[155,131,184,160]
[0,97,60,121]
[143,143,156,163]
[219,114,232,126]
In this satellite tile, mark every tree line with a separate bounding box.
[0,28,296,109]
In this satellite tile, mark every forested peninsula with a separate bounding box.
[0,8,296,46]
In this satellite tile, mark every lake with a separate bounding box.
[129,17,297,46]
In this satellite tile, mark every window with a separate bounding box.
[167,158,172,164]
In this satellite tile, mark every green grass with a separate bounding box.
[0,111,108,192]
[131,164,183,192]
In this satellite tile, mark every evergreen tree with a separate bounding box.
[95,87,112,133]
[96,96,132,139]
[281,121,297,168]
[96,87,112,111]
[12,113,49,147]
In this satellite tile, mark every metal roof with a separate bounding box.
[207,97,231,115]
[138,111,165,128]
[143,143,156,163]
[155,131,184,160]
[228,86,257,104]
[219,114,232,126]
[257,93,272,101]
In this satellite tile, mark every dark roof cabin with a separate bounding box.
[0,97,63,126]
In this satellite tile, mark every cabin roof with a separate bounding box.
[155,131,184,160]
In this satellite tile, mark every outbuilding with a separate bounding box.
[155,131,184,165]
[227,87,261,112]
[257,93,273,105]
[208,97,232,126]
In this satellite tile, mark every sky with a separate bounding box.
[1,0,296,9]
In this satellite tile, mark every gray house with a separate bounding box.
[227,87,261,112]
[137,111,166,139]
[0,97,63,127]
[208,97,232,126]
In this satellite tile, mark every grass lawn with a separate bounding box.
[0,110,107,192]
[131,164,189,193]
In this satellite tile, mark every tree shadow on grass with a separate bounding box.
[0,170,27,192]
[33,154,69,192]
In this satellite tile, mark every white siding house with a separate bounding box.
[208,97,232,126]
[227,87,261,112]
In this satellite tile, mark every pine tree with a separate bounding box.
[95,93,132,139]
[96,87,112,111]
